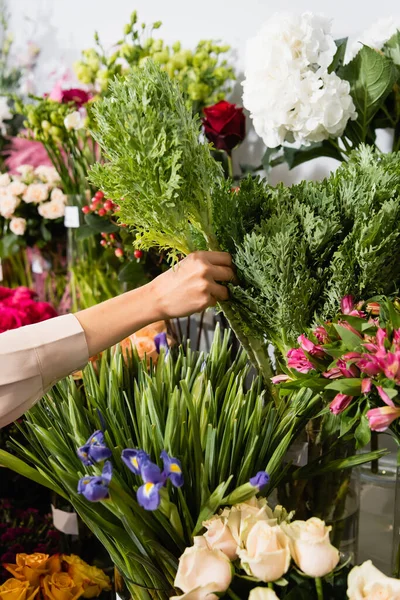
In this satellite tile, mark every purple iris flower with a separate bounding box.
[154,332,169,354]
[137,482,164,511]
[250,471,270,489]
[161,450,184,487]
[140,459,166,484]
[78,461,113,502]
[77,430,112,465]
[121,449,150,475]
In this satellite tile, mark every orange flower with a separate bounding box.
[47,555,62,575]
[0,579,39,600]
[4,554,49,586]
[42,573,83,600]
[62,556,111,599]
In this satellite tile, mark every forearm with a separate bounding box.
[75,280,162,357]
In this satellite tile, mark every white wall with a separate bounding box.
[8,0,400,183]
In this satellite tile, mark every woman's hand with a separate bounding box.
[150,251,235,319]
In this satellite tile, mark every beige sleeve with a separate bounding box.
[0,314,89,428]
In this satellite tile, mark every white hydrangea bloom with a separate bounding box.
[347,17,399,63]
[243,12,357,148]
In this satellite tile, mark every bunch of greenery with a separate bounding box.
[90,62,400,377]
[74,10,234,115]
[0,329,380,599]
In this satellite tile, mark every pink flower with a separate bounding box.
[376,328,387,351]
[393,330,400,350]
[367,406,400,431]
[330,394,353,415]
[340,295,366,317]
[376,386,395,407]
[361,378,372,394]
[61,88,91,107]
[383,352,400,381]
[341,295,355,315]
[0,305,27,333]
[4,136,52,174]
[314,325,329,344]
[297,334,325,358]
[337,358,359,378]
[287,348,314,374]
[342,352,362,362]
[0,287,14,300]
[323,367,342,379]
[271,374,292,384]
[358,355,383,377]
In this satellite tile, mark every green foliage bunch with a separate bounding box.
[91,61,400,371]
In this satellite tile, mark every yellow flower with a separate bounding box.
[42,573,83,600]
[4,554,50,586]
[62,556,111,599]
[0,579,39,600]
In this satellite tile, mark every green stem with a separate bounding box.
[227,152,234,179]
[268,582,274,589]
[227,589,242,600]
[315,577,324,600]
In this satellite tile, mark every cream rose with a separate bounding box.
[38,199,65,220]
[16,165,34,178]
[8,181,27,197]
[203,515,238,560]
[281,517,339,578]
[34,166,60,184]
[249,588,279,600]
[51,187,67,203]
[238,521,290,582]
[10,217,27,236]
[220,498,278,548]
[0,173,11,186]
[347,560,400,599]
[0,194,19,218]
[174,537,232,600]
[23,183,49,204]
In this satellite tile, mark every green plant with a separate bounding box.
[0,329,382,599]
[90,62,400,378]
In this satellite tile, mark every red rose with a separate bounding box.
[0,305,27,333]
[0,287,14,300]
[203,100,246,155]
[61,88,91,107]
[28,301,57,323]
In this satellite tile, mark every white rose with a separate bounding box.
[174,536,232,600]
[34,165,61,185]
[238,521,290,582]
[8,180,27,197]
[50,187,67,203]
[249,588,279,600]
[220,498,279,548]
[281,517,339,578]
[202,516,238,560]
[23,183,49,204]
[9,217,27,236]
[16,164,34,178]
[38,199,65,220]
[0,194,19,218]
[64,110,84,131]
[170,584,224,600]
[347,560,400,599]
[0,173,11,186]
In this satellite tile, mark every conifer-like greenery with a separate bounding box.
[90,62,400,377]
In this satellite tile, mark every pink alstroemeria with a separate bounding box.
[383,352,400,382]
[297,334,325,358]
[337,358,360,378]
[340,295,366,318]
[376,386,395,407]
[393,330,400,349]
[271,374,292,384]
[314,325,329,344]
[358,355,383,377]
[361,378,372,394]
[342,352,362,362]
[287,348,314,374]
[376,328,388,351]
[366,302,381,315]
[367,406,400,432]
[323,367,342,379]
[330,393,353,415]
